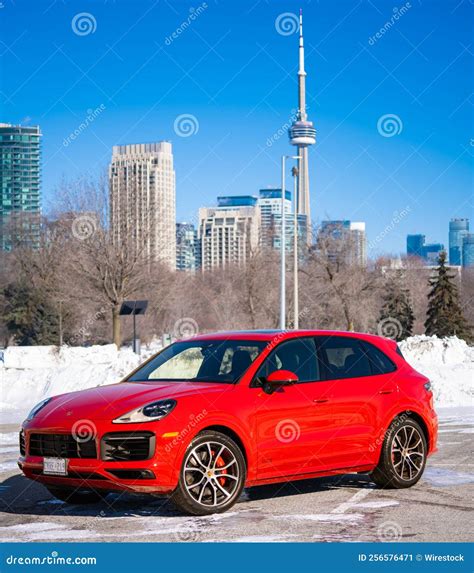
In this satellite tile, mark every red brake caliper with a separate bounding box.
[212,450,227,486]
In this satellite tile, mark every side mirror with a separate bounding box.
[263,370,299,394]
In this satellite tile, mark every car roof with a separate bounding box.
[187,329,396,346]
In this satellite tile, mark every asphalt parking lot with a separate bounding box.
[0,408,472,543]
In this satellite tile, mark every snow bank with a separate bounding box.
[0,336,472,424]
[399,335,473,408]
[0,342,162,424]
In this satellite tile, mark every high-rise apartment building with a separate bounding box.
[318,220,367,266]
[449,218,469,266]
[109,142,176,269]
[258,188,307,253]
[0,123,42,250]
[198,196,260,270]
[176,222,200,271]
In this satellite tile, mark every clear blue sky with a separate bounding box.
[1,0,473,256]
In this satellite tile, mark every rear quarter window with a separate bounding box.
[362,341,397,374]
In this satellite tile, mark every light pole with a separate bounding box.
[292,166,299,329]
[280,154,301,330]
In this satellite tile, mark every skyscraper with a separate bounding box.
[198,196,260,270]
[109,142,176,269]
[462,233,474,267]
[258,188,307,252]
[0,123,42,250]
[407,234,425,258]
[449,218,469,265]
[288,9,316,245]
[176,222,200,271]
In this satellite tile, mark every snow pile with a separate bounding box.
[0,342,162,423]
[399,335,474,408]
[0,336,472,424]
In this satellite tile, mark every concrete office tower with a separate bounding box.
[109,142,176,269]
[449,218,469,266]
[198,196,260,270]
[0,123,42,250]
[288,10,316,245]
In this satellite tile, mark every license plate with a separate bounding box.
[43,457,68,476]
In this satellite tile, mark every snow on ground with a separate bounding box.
[0,335,472,423]
[399,335,473,408]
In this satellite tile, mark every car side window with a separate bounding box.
[316,336,372,380]
[256,338,320,383]
[362,341,397,374]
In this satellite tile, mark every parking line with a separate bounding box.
[331,488,373,514]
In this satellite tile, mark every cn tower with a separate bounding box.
[289,9,316,245]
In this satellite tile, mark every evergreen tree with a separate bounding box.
[425,251,471,341]
[1,282,60,345]
[378,275,414,341]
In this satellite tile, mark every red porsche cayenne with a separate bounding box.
[19,330,438,515]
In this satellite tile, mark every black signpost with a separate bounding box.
[119,300,148,355]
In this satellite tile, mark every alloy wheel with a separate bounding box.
[391,425,425,481]
[183,441,240,507]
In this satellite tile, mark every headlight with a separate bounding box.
[26,398,52,421]
[113,399,177,424]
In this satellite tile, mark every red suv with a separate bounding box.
[19,330,438,515]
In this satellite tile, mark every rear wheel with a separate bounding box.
[46,486,108,504]
[172,430,246,516]
[371,418,427,489]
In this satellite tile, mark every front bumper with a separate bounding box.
[18,423,183,495]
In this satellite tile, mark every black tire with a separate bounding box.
[46,486,108,504]
[370,417,427,489]
[172,430,246,516]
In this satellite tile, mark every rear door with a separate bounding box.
[313,335,398,469]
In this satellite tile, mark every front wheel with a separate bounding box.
[46,486,108,504]
[371,418,427,489]
[172,430,246,516]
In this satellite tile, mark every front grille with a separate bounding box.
[101,432,155,462]
[19,431,26,456]
[29,434,97,459]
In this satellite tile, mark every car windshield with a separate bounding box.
[127,339,267,384]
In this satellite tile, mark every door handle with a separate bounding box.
[379,389,395,395]
[313,398,329,403]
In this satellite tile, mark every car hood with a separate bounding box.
[35,381,233,423]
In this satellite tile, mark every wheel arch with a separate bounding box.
[199,424,248,466]
[392,409,430,451]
